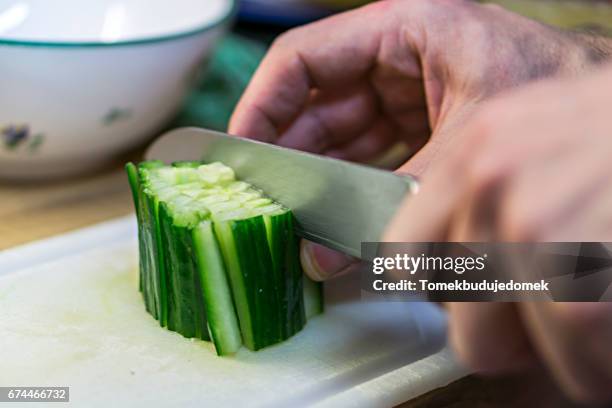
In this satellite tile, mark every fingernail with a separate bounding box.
[300,241,355,281]
[301,242,325,281]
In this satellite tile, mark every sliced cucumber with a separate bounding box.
[127,161,324,356]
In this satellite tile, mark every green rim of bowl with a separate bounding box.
[0,0,236,48]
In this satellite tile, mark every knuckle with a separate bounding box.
[271,27,302,50]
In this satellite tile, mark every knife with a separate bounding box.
[146,127,418,259]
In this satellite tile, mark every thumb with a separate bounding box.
[300,240,359,281]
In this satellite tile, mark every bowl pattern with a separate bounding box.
[1,124,44,153]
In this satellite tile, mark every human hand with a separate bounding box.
[228,0,611,281]
[230,0,608,174]
[384,64,612,402]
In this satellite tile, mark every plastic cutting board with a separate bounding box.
[0,216,468,407]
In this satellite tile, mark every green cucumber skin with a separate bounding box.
[139,163,170,325]
[193,222,242,355]
[215,217,282,351]
[140,192,157,319]
[265,213,306,338]
[127,161,169,326]
[149,162,170,324]
[148,193,169,327]
[136,161,165,322]
[213,221,256,350]
[130,164,161,319]
[159,203,210,341]
[125,163,144,296]
[234,217,282,349]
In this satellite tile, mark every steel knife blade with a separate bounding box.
[146,127,418,258]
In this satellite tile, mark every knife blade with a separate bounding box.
[146,127,418,258]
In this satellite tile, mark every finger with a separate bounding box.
[276,85,379,153]
[511,141,612,241]
[384,147,469,242]
[490,138,612,241]
[448,302,535,373]
[385,125,510,242]
[228,4,396,142]
[519,302,612,402]
[324,119,400,162]
[549,184,612,241]
[300,241,359,281]
[446,175,504,241]
[384,102,518,243]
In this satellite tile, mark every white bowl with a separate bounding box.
[0,0,235,179]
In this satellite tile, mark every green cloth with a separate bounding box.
[173,34,267,132]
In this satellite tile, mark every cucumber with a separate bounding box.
[193,221,240,353]
[264,212,306,337]
[126,161,323,355]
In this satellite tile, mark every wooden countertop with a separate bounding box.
[0,155,138,250]
[0,158,588,407]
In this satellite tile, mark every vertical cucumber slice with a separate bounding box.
[125,163,144,296]
[214,217,281,351]
[158,203,208,340]
[264,212,306,338]
[192,221,242,354]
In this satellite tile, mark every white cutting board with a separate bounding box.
[0,216,468,408]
